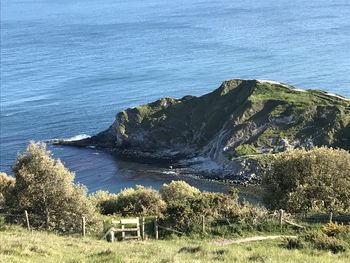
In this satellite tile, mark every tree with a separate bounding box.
[6,142,100,232]
[262,147,350,214]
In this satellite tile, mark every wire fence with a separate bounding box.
[155,211,350,238]
[0,211,90,235]
[298,213,350,224]
[0,212,27,224]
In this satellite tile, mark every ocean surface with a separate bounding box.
[1,0,350,196]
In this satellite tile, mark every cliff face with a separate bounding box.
[61,79,350,181]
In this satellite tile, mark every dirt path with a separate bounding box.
[211,235,297,245]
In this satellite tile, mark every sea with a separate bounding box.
[1,0,350,197]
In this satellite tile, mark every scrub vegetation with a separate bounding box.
[1,142,350,262]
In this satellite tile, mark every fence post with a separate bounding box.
[154,217,159,240]
[24,210,30,231]
[81,217,86,237]
[329,212,333,223]
[202,215,205,233]
[279,209,284,229]
[142,217,145,240]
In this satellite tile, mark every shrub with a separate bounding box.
[157,181,277,233]
[159,181,202,230]
[282,237,305,250]
[160,181,247,231]
[238,201,269,224]
[115,185,166,217]
[262,147,350,214]
[193,192,240,219]
[89,191,118,215]
[0,215,5,231]
[0,172,15,208]
[162,197,197,231]
[304,231,348,253]
[323,222,350,237]
[6,142,100,233]
[159,181,200,203]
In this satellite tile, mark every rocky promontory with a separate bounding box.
[54,79,350,182]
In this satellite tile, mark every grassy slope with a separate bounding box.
[118,79,350,153]
[1,227,349,263]
[249,82,350,151]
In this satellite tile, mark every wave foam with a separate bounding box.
[64,134,91,142]
[46,134,90,144]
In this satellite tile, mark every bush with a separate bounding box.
[323,222,350,237]
[0,172,15,208]
[0,215,5,231]
[282,237,305,250]
[238,201,269,224]
[115,185,166,217]
[157,181,277,234]
[193,191,241,219]
[304,231,348,254]
[262,147,350,214]
[160,181,256,232]
[159,181,200,203]
[159,181,202,230]
[89,191,118,215]
[6,142,101,233]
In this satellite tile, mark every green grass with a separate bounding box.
[235,144,259,156]
[115,79,350,154]
[1,226,349,263]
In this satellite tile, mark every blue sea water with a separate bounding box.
[1,0,350,195]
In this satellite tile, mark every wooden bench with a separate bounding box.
[102,217,141,241]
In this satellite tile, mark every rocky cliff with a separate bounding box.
[56,79,350,182]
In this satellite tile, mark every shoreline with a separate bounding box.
[48,142,263,204]
[49,139,262,185]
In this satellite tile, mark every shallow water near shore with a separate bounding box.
[1,0,350,195]
[51,145,261,203]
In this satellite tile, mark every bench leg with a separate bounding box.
[110,229,114,242]
[121,224,125,240]
[137,227,141,240]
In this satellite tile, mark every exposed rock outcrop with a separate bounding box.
[54,79,350,182]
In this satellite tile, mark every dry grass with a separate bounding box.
[0,226,349,263]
